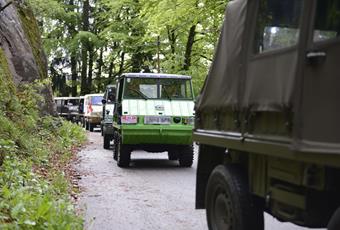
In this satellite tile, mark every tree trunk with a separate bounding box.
[69,0,78,97]
[183,25,196,71]
[96,47,104,91]
[80,0,90,95]
[87,45,94,93]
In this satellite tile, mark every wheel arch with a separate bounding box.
[196,144,225,209]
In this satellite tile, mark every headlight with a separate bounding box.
[121,115,138,124]
[183,117,195,125]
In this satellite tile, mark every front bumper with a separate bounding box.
[121,125,193,145]
[87,116,101,124]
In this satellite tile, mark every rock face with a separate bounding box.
[0,0,54,115]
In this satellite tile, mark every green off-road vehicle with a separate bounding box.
[112,73,195,168]
[194,0,340,229]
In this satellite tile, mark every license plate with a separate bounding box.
[144,116,171,125]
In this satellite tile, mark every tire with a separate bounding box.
[117,137,131,168]
[85,121,89,130]
[103,134,111,149]
[328,207,340,230]
[89,123,94,132]
[168,151,179,160]
[178,145,194,167]
[112,132,119,161]
[206,165,264,230]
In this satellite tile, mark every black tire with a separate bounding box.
[206,165,264,230]
[89,123,94,132]
[112,133,118,161]
[103,134,111,149]
[117,137,131,167]
[85,121,89,130]
[168,151,179,160]
[328,207,340,230]
[178,145,194,167]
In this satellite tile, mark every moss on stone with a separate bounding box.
[17,4,47,80]
[0,48,16,108]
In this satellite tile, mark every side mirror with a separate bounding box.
[102,99,107,104]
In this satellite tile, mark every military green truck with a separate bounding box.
[112,73,195,168]
[101,85,116,149]
[194,0,340,229]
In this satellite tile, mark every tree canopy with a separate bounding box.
[29,0,227,96]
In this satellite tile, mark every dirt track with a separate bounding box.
[76,131,324,230]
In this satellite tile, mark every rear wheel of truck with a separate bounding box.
[117,137,131,168]
[206,165,264,230]
[85,121,89,130]
[103,134,111,149]
[178,145,194,167]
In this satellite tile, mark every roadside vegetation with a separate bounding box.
[0,76,85,229]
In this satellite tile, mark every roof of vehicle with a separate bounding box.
[122,73,191,80]
[84,94,104,97]
[54,96,80,100]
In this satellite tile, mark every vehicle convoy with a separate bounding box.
[194,0,340,230]
[54,96,82,122]
[112,73,195,167]
[83,94,104,132]
[101,85,116,149]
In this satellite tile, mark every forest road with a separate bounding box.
[76,131,325,230]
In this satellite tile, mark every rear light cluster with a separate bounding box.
[182,117,195,125]
[121,115,138,124]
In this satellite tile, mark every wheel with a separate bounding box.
[178,145,194,167]
[101,125,104,136]
[116,137,131,167]
[85,121,89,130]
[112,133,118,161]
[168,150,178,160]
[103,134,111,149]
[89,123,94,132]
[206,165,264,230]
[328,207,340,230]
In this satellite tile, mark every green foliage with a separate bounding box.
[29,0,228,94]
[0,55,85,228]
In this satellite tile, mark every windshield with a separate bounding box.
[67,99,80,106]
[91,96,103,105]
[123,77,193,100]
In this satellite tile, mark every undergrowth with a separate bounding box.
[0,73,85,229]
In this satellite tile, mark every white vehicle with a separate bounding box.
[83,93,104,132]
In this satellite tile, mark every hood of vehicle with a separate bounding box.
[122,100,195,116]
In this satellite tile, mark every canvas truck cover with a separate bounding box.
[196,0,340,155]
[196,0,247,111]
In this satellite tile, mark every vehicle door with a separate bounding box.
[295,0,340,153]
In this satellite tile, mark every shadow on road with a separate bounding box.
[127,159,191,170]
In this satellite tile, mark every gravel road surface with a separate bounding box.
[76,131,325,230]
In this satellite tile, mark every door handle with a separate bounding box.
[306,51,327,64]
